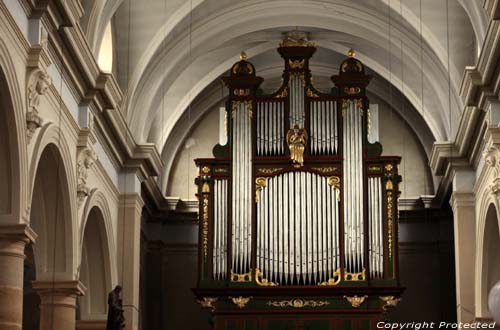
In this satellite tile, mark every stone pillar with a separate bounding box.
[0,224,36,330]
[32,280,86,330]
[117,193,144,330]
[450,169,476,323]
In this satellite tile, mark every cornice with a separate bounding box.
[484,0,500,20]
[13,0,162,194]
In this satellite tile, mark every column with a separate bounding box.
[32,280,86,330]
[450,169,476,323]
[117,193,144,330]
[0,224,36,330]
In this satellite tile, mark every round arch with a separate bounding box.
[476,199,500,318]
[78,203,114,321]
[28,123,77,280]
[79,188,117,286]
[0,36,28,225]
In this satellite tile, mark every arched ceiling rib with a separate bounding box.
[77,0,482,195]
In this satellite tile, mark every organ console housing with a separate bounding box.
[193,35,404,330]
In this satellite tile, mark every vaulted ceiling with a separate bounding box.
[79,0,486,194]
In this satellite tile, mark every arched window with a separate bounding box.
[97,22,113,73]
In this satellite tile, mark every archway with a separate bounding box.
[22,142,74,327]
[480,204,500,317]
[78,206,112,326]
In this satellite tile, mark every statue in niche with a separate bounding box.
[76,148,97,202]
[26,71,51,141]
[27,71,51,113]
[106,285,125,330]
[287,125,308,168]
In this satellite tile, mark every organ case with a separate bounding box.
[193,41,403,330]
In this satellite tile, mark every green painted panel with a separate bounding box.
[362,320,371,330]
[342,320,351,330]
[244,320,255,330]
[303,319,330,330]
[227,320,237,330]
[267,319,295,330]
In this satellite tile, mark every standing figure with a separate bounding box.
[287,125,308,168]
[106,285,125,330]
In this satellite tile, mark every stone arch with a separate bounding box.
[0,37,27,224]
[476,199,500,318]
[28,123,77,280]
[78,202,114,322]
[79,189,117,285]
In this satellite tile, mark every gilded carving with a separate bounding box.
[255,268,278,286]
[26,71,52,142]
[344,295,368,308]
[201,166,211,174]
[255,177,268,203]
[312,166,337,174]
[306,88,319,98]
[318,268,341,286]
[198,297,218,311]
[202,196,209,257]
[257,167,283,175]
[76,148,97,204]
[289,59,305,69]
[286,125,308,168]
[230,296,252,308]
[327,176,341,201]
[386,179,394,259]
[380,296,401,310]
[368,166,381,172]
[344,269,366,281]
[230,270,252,282]
[267,299,329,308]
[385,164,394,172]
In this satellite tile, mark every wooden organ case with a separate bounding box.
[193,39,404,330]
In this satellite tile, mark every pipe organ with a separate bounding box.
[194,36,403,330]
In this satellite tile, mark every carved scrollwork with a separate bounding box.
[26,70,52,142]
[344,295,368,308]
[198,297,218,311]
[230,296,252,308]
[76,148,97,205]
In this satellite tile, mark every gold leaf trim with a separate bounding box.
[202,196,209,257]
[257,167,283,175]
[267,299,329,308]
[312,166,337,174]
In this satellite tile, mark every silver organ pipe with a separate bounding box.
[290,74,305,127]
[368,177,384,279]
[310,101,337,155]
[343,100,365,274]
[231,102,252,275]
[256,172,340,285]
[257,101,285,156]
[213,179,228,280]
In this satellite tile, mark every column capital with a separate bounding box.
[0,223,37,243]
[450,191,475,211]
[32,280,87,297]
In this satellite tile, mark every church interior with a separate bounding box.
[0,0,499,329]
